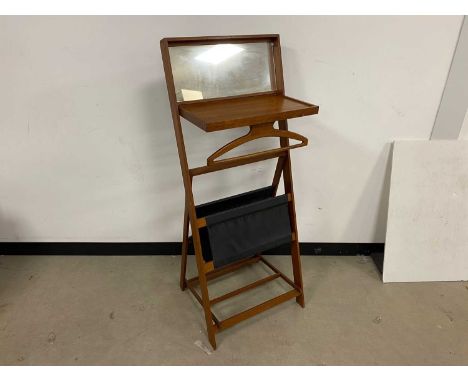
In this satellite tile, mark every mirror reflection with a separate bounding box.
[169,42,275,102]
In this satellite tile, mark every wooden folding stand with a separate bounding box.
[160,35,319,350]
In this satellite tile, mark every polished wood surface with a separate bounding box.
[162,34,280,47]
[186,254,302,333]
[161,37,217,349]
[161,34,316,350]
[190,149,288,177]
[179,94,319,132]
[206,122,307,164]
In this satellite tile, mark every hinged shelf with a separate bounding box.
[179,94,319,132]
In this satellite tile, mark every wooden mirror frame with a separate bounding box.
[162,34,285,105]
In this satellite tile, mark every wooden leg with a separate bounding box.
[180,204,190,291]
[271,156,285,194]
[191,219,217,350]
[278,120,305,307]
[283,156,305,307]
[290,236,305,307]
[161,53,217,349]
[197,276,217,349]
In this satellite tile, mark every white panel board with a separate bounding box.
[383,140,468,282]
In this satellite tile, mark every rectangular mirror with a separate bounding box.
[169,42,276,102]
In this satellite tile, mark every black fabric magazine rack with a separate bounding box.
[193,186,291,268]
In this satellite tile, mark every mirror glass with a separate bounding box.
[169,42,275,102]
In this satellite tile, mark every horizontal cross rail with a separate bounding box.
[185,254,302,334]
[259,256,301,292]
[186,255,261,285]
[217,289,300,331]
[190,150,287,176]
[210,273,281,305]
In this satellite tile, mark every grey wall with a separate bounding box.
[0,16,463,242]
[432,16,468,140]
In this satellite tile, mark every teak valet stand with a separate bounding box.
[160,34,319,349]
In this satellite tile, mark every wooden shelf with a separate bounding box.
[178,94,319,132]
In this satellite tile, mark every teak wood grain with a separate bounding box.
[161,34,280,47]
[179,94,319,132]
[161,34,317,350]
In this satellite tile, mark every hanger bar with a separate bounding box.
[207,143,306,166]
[190,148,288,177]
[208,142,307,166]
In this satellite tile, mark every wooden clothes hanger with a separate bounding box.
[207,121,308,165]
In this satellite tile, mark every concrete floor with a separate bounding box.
[0,255,467,365]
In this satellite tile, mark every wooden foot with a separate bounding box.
[296,293,305,308]
[208,329,217,350]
